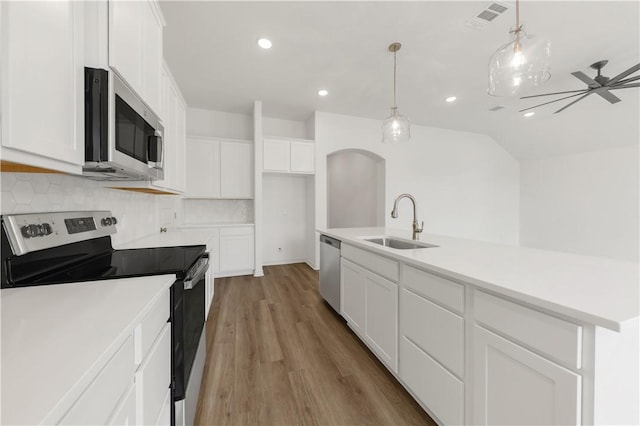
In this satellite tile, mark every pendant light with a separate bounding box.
[488,0,551,97]
[382,42,410,144]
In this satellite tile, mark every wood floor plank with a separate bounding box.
[195,263,437,426]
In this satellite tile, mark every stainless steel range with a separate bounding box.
[1,211,208,426]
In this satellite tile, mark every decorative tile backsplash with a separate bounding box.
[0,173,179,245]
[181,199,254,225]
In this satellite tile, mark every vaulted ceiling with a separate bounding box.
[161,1,640,160]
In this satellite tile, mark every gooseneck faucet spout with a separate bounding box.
[391,193,424,240]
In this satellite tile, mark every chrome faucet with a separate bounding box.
[391,193,424,240]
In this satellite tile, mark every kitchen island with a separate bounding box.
[1,274,175,425]
[320,227,639,425]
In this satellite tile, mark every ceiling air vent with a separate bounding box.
[489,105,505,112]
[465,1,511,30]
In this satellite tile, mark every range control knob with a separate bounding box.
[111,217,117,225]
[20,224,39,238]
[101,217,113,226]
[41,223,53,235]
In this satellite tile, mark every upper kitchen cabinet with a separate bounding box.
[263,137,314,174]
[0,1,85,174]
[109,0,164,117]
[185,137,253,199]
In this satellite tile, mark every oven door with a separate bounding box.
[171,254,209,425]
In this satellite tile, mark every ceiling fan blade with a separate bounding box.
[610,83,640,89]
[571,71,599,87]
[521,89,587,99]
[518,91,588,112]
[612,75,640,86]
[595,89,621,104]
[607,63,640,85]
[554,93,591,114]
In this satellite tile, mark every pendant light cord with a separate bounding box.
[510,0,523,51]
[393,50,397,109]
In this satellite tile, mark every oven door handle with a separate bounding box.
[184,255,210,290]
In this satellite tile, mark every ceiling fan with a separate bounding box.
[519,60,640,114]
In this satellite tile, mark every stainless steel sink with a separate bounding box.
[363,236,438,250]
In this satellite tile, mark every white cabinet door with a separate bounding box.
[174,98,187,193]
[290,141,314,174]
[220,141,253,199]
[218,227,254,275]
[1,1,84,172]
[185,138,221,198]
[263,138,290,172]
[340,259,366,336]
[365,272,398,372]
[135,323,171,426]
[109,0,142,95]
[141,1,162,116]
[472,325,581,426]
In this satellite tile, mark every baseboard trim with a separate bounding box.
[262,259,307,266]
[305,260,319,271]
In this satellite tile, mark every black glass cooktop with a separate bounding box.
[29,245,206,285]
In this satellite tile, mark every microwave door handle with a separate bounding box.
[147,131,163,169]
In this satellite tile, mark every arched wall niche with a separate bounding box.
[327,149,385,228]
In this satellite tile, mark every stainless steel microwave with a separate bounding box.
[83,67,164,181]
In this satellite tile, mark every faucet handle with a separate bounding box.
[416,221,424,233]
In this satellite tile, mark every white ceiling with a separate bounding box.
[160,1,640,160]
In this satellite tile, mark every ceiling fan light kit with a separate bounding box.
[382,42,410,144]
[488,0,551,97]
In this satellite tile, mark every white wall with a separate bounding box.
[0,173,175,246]
[187,107,252,140]
[262,174,310,265]
[314,112,521,266]
[520,145,639,262]
[327,150,385,228]
[263,116,309,139]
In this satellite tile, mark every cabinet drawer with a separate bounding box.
[474,290,582,368]
[60,335,135,425]
[135,290,170,365]
[342,244,399,282]
[401,288,464,378]
[155,388,172,426]
[400,336,464,425]
[107,383,136,426]
[402,264,464,314]
[135,323,171,425]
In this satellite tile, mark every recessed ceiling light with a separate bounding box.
[445,96,457,103]
[318,89,328,97]
[524,111,535,117]
[257,38,272,49]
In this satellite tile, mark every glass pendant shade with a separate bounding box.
[382,108,410,144]
[488,28,551,97]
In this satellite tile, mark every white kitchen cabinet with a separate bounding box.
[472,325,581,425]
[109,0,164,117]
[340,250,399,373]
[135,323,171,425]
[184,138,253,199]
[364,270,398,371]
[341,258,366,335]
[263,137,314,174]
[218,226,255,277]
[0,0,85,174]
[185,138,221,198]
[220,141,253,198]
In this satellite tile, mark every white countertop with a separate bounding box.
[321,227,639,332]
[1,274,175,425]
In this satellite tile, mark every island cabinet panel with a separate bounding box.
[400,336,464,425]
[341,244,398,282]
[400,288,464,378]
[402,264,464,314]
[60,336,135,425]
[472,325,581,426]
[474,290,583,369]
[341,258,366,335]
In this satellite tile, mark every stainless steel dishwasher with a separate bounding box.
[319,234,341,314]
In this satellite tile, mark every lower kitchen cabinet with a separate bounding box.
[472,325,581,425]
[340,252,398,373]
[218,226,255,277]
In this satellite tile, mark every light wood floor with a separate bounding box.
[194,263,436,426]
